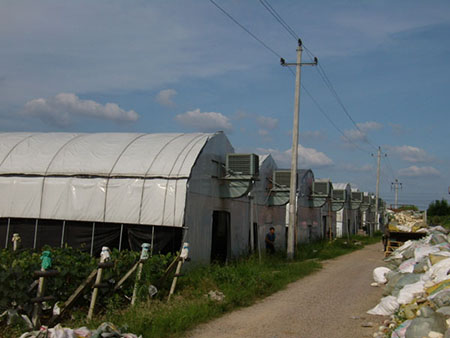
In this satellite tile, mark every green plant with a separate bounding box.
[0,247,173,318]
[397,205,419,211]
[428,199,450,217]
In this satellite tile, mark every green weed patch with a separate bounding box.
[2,235,381,337]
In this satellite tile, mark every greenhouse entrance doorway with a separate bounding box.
[211,211,230,263]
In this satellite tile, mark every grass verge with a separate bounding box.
[6,235,381,338]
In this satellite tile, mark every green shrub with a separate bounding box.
[0,247,173,317]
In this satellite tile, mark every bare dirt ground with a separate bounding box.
[187,243,387,338]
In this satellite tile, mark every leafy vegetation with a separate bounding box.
[0,246,173,336]
[67,235,381,338]
[428,199,450,217]
[80,257,322,338]
[397,205,419,211]
[1,235,381,337]
[428,199,450,228]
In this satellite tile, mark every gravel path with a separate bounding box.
[187,243,387,338]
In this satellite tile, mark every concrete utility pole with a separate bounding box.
[391,179,402,209]
[281,39,317,259]
[373,147,381,231]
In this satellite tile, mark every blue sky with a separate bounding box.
[1,0,449,209]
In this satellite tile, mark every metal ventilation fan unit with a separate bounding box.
[332,189,346,202]
[273,170,297,189]
[226,153,259,177]
[312,181,331,197]
[351,191,363,203]
[363,195,371,205]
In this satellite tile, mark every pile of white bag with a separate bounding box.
[389,210,428,233]
[19,322,142,338]
[368,226,450,338]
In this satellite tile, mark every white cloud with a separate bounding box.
[175,108,232,132]
[256,116,278,130]
[155,89,177,107]
[398,165,440,177]
[0,1,256,111]
[343,121,382,143]
[357,121,382,131]
[388,145,432,163]
[256,145,333,168]
[1,1,449,115]
[20,93,139,127]
[343,129,367,143]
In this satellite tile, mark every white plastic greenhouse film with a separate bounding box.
[140,179,187,227]
[104,178,142,224]
[41,177,107,222]
[336,209,343,238]
[46,133,140,176]
[0,176,42,218]
[0,133,79,175]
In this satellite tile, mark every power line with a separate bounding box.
[282,62,371,154]
[257,0,378,150]
[210,0,372,155]
[381,161,395,183]
[385,155,397,179]
[315,64,379,149]
[301,85,372,154]
[259,0,298,40]
[209,0,283,59]
[258,0,317,63]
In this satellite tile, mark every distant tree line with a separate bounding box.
[427,199,450,227]
[397,205,419,211]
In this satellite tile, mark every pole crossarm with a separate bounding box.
[281,60,318,66]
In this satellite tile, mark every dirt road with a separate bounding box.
[187,243,387,338]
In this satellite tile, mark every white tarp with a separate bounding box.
[0,132,214,227]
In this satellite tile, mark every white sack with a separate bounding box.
[431,226,447,234]
[397,280,425,305]
[414,245,441,263]
[399,258,416,273]
[373,267,392,284]
[427,258,450,283]
[367,296,399,316]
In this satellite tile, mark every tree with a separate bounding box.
[397,205,418,211]
[427,199,450,217]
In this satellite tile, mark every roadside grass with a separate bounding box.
[296,234,382,261]
[5,234,381,338]
[86,258,321,338]
[74,235,381,338]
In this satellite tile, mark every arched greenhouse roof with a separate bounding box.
[0,132,213,178]
[0,132,218,227]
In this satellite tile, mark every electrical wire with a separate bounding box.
[385,155,398,181]
[209,0,283,59]
[258,0,378,150]
[316,64,379,149]
[259,0,299,40]
[301,84,372,154]
[210,0,373,156]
